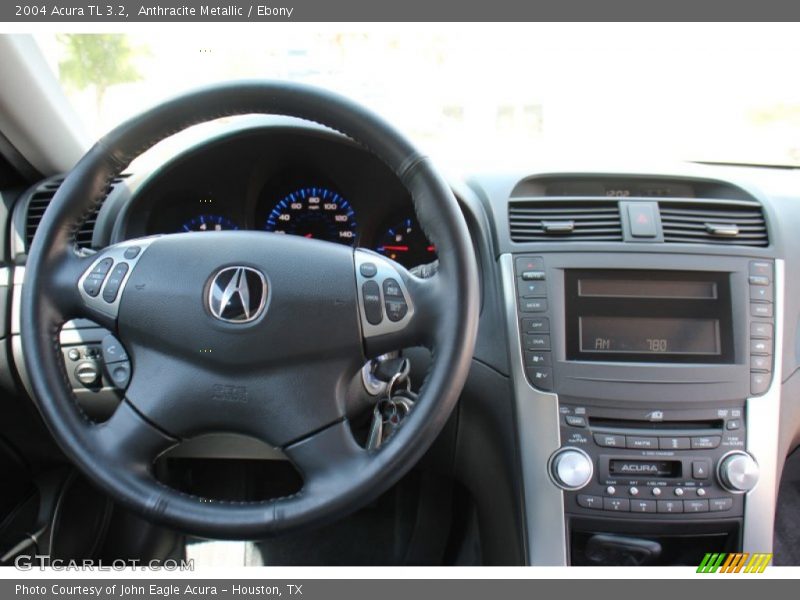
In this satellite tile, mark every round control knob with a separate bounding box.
[718,452,760,493]
[550,448,593,490]
[74,362,100,387]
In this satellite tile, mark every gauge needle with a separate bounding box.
[382,245,409,251]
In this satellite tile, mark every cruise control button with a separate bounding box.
[382,278,403,299]
[594,434,626,448]
[526,367,553,391]
[102,335,128,364]
[520,298,548,312]
[690,436,721,450]
[577,494,602,509]
[603,497,630,512]
[626,436,658,450]
[657,500,683,513]
[385,298,408,322]
[630,499,656,513]
[659,437,691,450]
[521,318,549,333]
[710,498,734,512]
[359,262,377,278]
[123,246,142,259]
[361,281,383,325]
[684,499,709,513]
[102,262,129,303]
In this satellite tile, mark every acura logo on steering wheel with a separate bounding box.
[207,266,268,323]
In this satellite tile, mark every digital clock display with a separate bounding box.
[579,316,721,355]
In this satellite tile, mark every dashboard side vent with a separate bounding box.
[659,201,768,247]
[508,199,623,242]
[25,175,129,251]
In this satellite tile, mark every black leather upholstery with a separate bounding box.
[20,81,480,538]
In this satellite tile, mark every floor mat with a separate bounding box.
[774,450,800,565]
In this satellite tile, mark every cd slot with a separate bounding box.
[588,417,723,432]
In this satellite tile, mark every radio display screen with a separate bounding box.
[565,270,734,363]
[580,316,720,356]
[609,459,681,478]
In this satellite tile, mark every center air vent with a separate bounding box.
[659,201,768,247]
[508,199,623,242]
[24,174,129,251]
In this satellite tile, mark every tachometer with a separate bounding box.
[264,187,357,246]
[180,215,239,232]
[376,217,436,268]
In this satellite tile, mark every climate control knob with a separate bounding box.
[550,448,593,490]
[718,452,760,493]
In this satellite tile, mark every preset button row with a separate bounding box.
[577,495,733,514]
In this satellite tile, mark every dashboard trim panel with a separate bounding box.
[500,252,568,566]
[743,257,783,552]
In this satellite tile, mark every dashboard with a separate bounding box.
[5,117,800,567]
[117,128,436,269]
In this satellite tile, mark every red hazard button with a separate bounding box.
[627,203,658,238]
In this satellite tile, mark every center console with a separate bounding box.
[501,249,780,566]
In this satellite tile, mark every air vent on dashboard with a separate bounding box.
[659,201,768,247]
[24,174,129,251]
[508,200,623,242]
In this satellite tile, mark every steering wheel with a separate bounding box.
[20,82,480,539]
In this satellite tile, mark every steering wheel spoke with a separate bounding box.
[72,238,157,330]
[92,399,178,470]
[355,249,443,357]
[283,420,366,491]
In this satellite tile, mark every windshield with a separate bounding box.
[34,24,800,170]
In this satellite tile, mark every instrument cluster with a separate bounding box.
[123,130,438,268]
[147,184,436,269]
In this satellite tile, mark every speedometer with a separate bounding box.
[264,187,357,246]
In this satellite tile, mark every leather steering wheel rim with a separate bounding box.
[20,81,480,539]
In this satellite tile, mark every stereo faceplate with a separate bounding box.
[556,403,747,519]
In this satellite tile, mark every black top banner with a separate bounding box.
[4,0,800,22]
